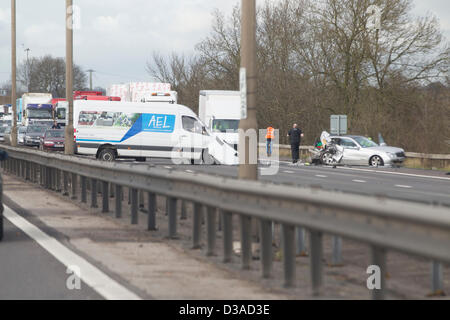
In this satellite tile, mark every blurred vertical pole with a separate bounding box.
[10,0,18,147]
[239,0,258,181]
[65,0,75,155]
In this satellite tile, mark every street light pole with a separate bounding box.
[11,0,17,147]
[65,0,75,155]
[239,0,258,181]
[87,69,95,90]
[25,48,30,92]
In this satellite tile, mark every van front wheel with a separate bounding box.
[98,148,116,162]
[202,149,216,165]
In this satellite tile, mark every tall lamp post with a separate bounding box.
[11,0,17,147]
[239,0,258,181]
[65,0,75,155]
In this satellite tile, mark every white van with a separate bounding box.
[74,100,238,164]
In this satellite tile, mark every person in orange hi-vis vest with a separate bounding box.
[266,126,275,157]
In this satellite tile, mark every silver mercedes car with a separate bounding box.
[327,135,405,167]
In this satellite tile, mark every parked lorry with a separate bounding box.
[198,90,241,151]
[107,82,177,104]
[21,93,53,126]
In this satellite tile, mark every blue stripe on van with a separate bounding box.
[77,139,121,143]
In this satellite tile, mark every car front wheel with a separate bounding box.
[370,155,384,167]
[320,152,335,165]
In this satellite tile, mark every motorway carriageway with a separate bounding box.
[123,158,450,207]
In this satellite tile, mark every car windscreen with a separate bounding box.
[46,131,64,138]
[212,119,239,133]
[0,127,7,133]
[353,136,379,148]
[19,127,27,133]
[27,126,47,133]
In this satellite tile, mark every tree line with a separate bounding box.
[148,0,449,153]
[1,55,89,99]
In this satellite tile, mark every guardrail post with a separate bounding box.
[147,192,156,230]
[54,169,61,191]
[282,224,296,287]
[25,161,30,181]
[260,219,273,278]
[39,165,43,186]
[168,197,177,239]
[71,173,78,200]
[218,212,222,231]
[331,236,343,266]
[29,163,34,182]
[180,200,187,220]
[131,188,138,225]
[370,246,386,300]
[240,215,252,270]
[206,206,217,256]
[110,183,115,198]
[222,210,233,263]
[13,159,18,176]
[19,160,23,178]
[165,197,169,216]
[431,261,445,296]
[310,231,323,296]
[192,203,202,249]
[62,171,69,196]
[296,227,307,256]
[90,179,98,208]
[80,176,87,203]
[139,190,144,210]
[115,185,122,218]
[45,167,51,189]
[102,181,109,213]
[51,168,56,190]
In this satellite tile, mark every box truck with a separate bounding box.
[107,82,177,104]
[199,91,241,151]
[21,93,53,126]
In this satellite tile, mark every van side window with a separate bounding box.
[182,116,202,134]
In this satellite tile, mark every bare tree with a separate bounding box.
[146,0,450,153]
[17,55,87,97]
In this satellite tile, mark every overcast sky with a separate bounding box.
[0,0,449,92]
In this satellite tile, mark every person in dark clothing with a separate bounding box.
[287,124,304,163]
[51,120,61,129]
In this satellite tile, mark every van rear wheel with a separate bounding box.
[98,148,116,162]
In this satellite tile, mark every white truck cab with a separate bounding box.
[199,91,241,151]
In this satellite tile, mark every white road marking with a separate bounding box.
[340,167,450,181]
[164,166,173,169]
[352,180,367,183]
[395,185,413,189]
[185,170,194,173]
[3,206,141,300]
[315,175,327,178]
[284,171,295,174]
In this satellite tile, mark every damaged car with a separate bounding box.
[311,132,406,167]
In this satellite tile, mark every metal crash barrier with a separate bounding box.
[1,145,449,299]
